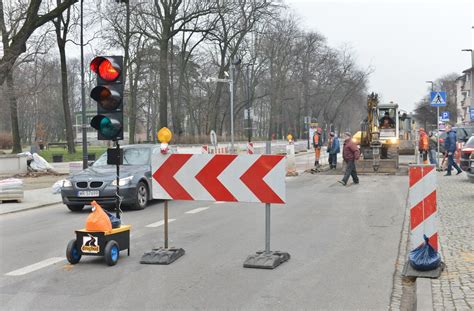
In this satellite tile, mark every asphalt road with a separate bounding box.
[0,173,408,310]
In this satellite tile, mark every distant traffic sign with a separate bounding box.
[440,111,450,122]
[471,107,474,121]
[210,130,217,147]
[430,91,447,107]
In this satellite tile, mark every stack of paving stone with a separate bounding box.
[0,178,24,203]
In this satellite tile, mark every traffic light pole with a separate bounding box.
[115,140,121,219]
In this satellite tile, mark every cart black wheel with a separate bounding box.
[67,205,84,212]
[130,181,148,210]
[104,240,120,266]
[66,239,81,264]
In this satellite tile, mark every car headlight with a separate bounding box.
[63,179,72,188]
[390,138,398,144]
[111,176,134,186]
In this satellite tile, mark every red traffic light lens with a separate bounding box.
[98,60,120,81]
[90,57,121,81]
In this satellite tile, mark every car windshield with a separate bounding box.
[465,136,474,148]
[93,147,151,166]
[378,108,396,129]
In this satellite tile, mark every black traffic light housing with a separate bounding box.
[90,56,124,141]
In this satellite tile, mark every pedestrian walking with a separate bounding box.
[443,124,462,176]
[339,132,360,186]
[418,128,429,164]
[327,132,340,169]
[313,127,323,168]
[428,131,438,166]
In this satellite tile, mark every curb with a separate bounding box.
[417,278,433,310]
[0,201,62,215]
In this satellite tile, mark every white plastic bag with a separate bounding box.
[51,180,65,194]
[17,152,33,161]
[30,153,54,172]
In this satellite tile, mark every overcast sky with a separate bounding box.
[287,0,473,112]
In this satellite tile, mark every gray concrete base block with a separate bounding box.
[402,261,445,278]
[140,247,185,265]
[243,251,290,269]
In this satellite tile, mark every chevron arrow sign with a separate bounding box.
[152,154,286,204]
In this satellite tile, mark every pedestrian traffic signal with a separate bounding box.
[90,56,124,141]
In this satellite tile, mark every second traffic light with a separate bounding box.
[90,56,124,141]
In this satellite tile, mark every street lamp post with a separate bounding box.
[462,48,474,123]
[206,58,241,154]
[206,76,233,152]
[229,61,235,154]
[80,0,88,169]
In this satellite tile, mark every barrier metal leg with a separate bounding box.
[140,200,185,265]
[243,141,290,269]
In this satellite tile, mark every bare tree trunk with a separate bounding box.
[6,72,21,152]
[168,37,181,137]
[58,43,75,153]
[159,33,170,128]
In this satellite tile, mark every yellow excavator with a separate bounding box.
[356,93,399,173]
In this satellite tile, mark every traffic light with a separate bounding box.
[90,56,124,141]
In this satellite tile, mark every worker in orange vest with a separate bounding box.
[313,127,323,168]
[418,128,429,164]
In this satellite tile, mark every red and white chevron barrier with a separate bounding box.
[247,142,254,154]
[409,165,438,251]
[152,154,286,204]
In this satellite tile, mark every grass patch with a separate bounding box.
[39,146,107,162]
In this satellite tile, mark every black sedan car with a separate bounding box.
[61,144,160,212]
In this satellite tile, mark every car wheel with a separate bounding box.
[130,181,148,210]
[66,239,81,264]
[67,205,84,212]
[104,240,120,266]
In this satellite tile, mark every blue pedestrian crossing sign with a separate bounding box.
[430,91,447,107]
[440,111,449,122]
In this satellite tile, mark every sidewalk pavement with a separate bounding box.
[430,173,474,310]
[0,188,62,215]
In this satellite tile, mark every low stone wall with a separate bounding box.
[0,155,28,175]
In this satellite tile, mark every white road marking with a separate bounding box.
[6,257,65,276]
[186,207,209,214]
[145,219,176,228]
[214,201,225,204]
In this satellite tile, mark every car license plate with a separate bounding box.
[78,191,99,197]
[373,149,379,155]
